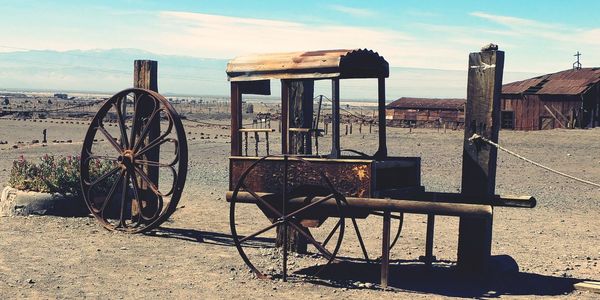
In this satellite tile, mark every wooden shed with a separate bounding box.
[386,97,465,128]
[501,68,600,130]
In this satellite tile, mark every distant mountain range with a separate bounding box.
[0,48,541,100]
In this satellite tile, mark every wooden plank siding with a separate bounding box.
[501,95,582,130]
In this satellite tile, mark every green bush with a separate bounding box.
[8,155,117,198]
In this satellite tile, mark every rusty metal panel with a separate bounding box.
[229,156,373,197]
[226,49,389,81]
[503,68,600,96]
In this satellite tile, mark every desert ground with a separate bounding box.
[0,108,599,299]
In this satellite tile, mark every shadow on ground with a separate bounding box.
[298,255,580,298]
[146,228,581,297]
[145,226,274,248]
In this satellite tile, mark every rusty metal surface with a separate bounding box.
[229,155,346,280]
[226,49,389,81]
[386,97,466,110]
[230,156,373,198]
[502,67,600,95]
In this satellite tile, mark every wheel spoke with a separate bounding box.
[284,193,335,220]
[84,166,120,187]
[96,123,123,153]
[322,218,342,247]
[130,170,163,221]
[135,159,169,167]
[96,170,124,215]
[133,109,173,153]
[118,172,130,228]
[135,135,175,160]
[241,183,283,218]
[112,97,130,149]
[132,106,162,151]
[288,220,334,258]
[127,172,145,227]
[238,220,283,244]
[129,96,140,148]
[133,165,163,197]
[389,213,404,250]
[351,217,371,263]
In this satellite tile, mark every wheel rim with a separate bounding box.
[80,88,188,233]
[230,155,345,280]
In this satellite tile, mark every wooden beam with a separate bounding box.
[574,281,600,294]
[133,60,160,215]
[544,105,566,128]
[330,79,341,158]
[230,83,242,156]
[287,80,314,155]
[458,48,504,273]
[375,77,387,158]
[281,80,289,154]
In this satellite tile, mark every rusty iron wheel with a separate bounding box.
[230,155,346,281]
[80,88,187,233]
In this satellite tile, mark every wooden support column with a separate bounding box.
[276,80,314,253]
[230,82,242,156]
[281,80,289,154]
[375,77,387,158]
[457,48,504,273]
[380,210,391,287]
[288,80,314,154]
[134,60,160,214]
[330,79,341,158]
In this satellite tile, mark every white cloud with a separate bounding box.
[328,5,376,18]
[154,11,467,69]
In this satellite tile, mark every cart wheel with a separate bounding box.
[80,88,188,233]
[340,212,404,264]
[230,155,346,280]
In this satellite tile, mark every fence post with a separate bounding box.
[133,60,160,215]
[457,46,504,273]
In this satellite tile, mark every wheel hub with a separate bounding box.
[118,150,135,169]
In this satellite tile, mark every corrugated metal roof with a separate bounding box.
[386,97,466,110]
[226,49,389,81]
[502,68,600,96]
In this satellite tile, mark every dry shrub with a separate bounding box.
[8,155,116,198]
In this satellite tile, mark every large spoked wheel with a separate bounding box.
[348,211,404,263]
[80,88,188,233]
[230,155,346,281]
[339,149,404,262]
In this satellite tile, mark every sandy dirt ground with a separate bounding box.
[0,116,599,299]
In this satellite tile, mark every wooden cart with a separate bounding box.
[225,48,535,286]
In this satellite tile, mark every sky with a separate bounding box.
[1,0,599,96]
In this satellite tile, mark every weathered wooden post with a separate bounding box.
[133,60,160,215]
[457,45,504,272]
[276,79,314,253]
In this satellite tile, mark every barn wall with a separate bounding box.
[502,95,583,130]
[386,108,464,127]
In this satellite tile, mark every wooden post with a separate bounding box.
[457,48,504,273]
[276,79,314,253]
[230,83,242,156]
[381,210,391,287]
[287,80,314,154]
[330,79,341,158]
[375,77,387,158]
[134,60,160,215]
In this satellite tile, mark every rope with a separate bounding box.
[469,133,600,188]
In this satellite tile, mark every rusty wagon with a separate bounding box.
[79,48,535,287]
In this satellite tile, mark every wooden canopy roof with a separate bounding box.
[226,49,389,82]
